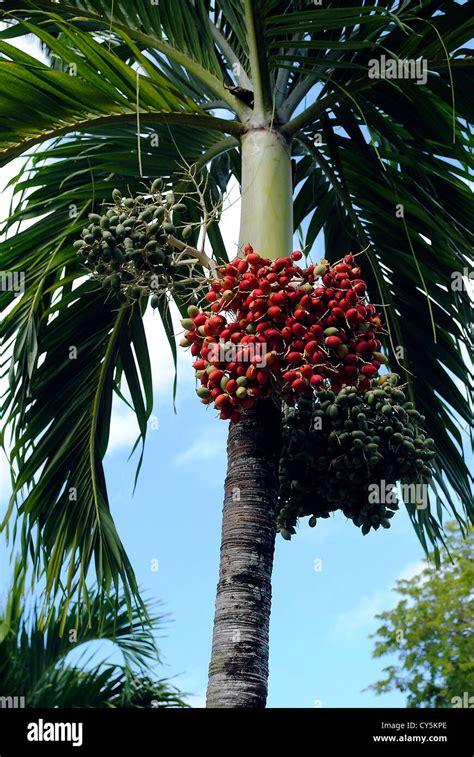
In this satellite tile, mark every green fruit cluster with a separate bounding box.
[277,378,436,539]
[74,182,195,305]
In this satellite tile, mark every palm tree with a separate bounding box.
[0,1,471,708]
[0,561,187,707]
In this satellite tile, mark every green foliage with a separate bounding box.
[366,524,474,707]
[0,561,188,708]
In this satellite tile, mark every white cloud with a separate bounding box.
[143,304,192,395]
[396,559,425,582]
[107,407,140,453]
[334,590,388,638]
[174,426,227,467]
[334,556,427,638]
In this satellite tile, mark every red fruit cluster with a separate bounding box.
[180,245,385,422]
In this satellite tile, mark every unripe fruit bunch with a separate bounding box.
[278,378,436,539]
[75,183,196,304]
[180,244,386,422]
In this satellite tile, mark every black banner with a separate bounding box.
[0,707,471,755]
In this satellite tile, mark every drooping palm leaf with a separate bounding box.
[0,561,187,707]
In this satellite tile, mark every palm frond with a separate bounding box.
[0,561,187,707]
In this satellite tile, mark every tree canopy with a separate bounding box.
[366,523,474,707]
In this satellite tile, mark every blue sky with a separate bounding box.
[0,30,468,711]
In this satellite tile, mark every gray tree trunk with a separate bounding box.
[206,398,282,707]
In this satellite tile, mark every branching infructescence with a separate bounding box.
[74,170,222,307]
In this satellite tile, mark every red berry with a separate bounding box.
[270,291,286,306]
[305,340,319,355]
[246,365,257,381]
[209,369,224,384]
[310,351,326,365]
[343,354,358,365]
[291,378,306,393]
[343,365,358,378]
[287,351,303,364]
[283,370,298,383]
[292,322,306,338]
[361,364,378,377]
[239,279,253,291]
[267,305,283,318]
[309,325,324,339]
[264,328,282,342]
[247,253,261,265]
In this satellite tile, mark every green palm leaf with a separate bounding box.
[0,561,187,707]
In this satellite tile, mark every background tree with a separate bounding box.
[0,561,187,708]
[0,0,472,707]
[366,524,474,708]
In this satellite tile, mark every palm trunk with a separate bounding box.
[206,399,282,707]
[206,128,293,708]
